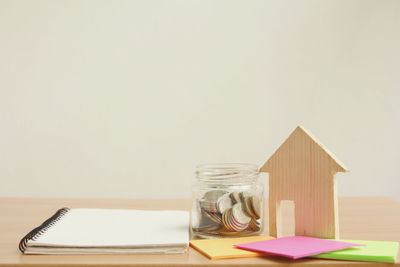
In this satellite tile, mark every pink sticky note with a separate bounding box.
[235,236,361,259]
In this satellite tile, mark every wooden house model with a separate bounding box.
[260,126,348,239]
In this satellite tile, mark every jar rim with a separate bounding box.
[195,163,259,184]
[196,163,258,170]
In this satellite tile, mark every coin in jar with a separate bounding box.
[198,209,219,227]
[199,199,218,213]
[202,190,228,202]
[232,203,251,225]
[250,195,261,219]
[229,192,241,204]
[247,218,260,231]
[200,190,227,213]
[242,196,256,218]
[217,193,233,214]
[222,208,234,231]
[228,210,248,231]
[202,209,222,225]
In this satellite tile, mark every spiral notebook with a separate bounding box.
[19,208,189,254]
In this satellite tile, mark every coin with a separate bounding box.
[203,190,227,202]
[223,208,243,232]
[198,209,219,227]
[229,192,241,204]
[222,209,234,231]
[247,218,260,231]
[250,195,261,219]
[199,199,217,213]
[242,196,256,218]
[195,189,262,236]
[203,209,222,225]
[217,193,233,214]
[200,190,227,213]
[232,203,251,225]
[239,192,251,203]
[228,210,248,231]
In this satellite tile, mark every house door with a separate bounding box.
[277,200,295,237]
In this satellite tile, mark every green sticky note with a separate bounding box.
[314,240,399,263]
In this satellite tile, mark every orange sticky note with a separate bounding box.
[190,236,273,259]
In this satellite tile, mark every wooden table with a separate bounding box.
[0,197,399,267]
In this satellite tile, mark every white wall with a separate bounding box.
[1,0,399,199]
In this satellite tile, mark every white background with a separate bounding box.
[1,0,399,199]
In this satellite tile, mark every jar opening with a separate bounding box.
[195,163,259,185]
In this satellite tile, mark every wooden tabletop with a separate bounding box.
[0,197,399,267]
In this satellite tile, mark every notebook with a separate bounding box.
[19,208,189,254]
[314,240,399,263]
[190,236,274,259]
[235,236,362,259]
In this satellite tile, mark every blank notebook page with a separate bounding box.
[29,209,189,247]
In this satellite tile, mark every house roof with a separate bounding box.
[260,126,348,173]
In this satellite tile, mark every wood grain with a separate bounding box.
[260,126,348,239]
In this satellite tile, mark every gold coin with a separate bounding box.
[226,210,238,231]
[222,209,234,231]
[247,219,260,231]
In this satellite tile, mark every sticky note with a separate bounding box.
[235,236,361,259]
[190,236,273,259]
[314,240,399,263]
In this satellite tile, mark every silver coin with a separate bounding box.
[200,190,227,213]
[232,203,251,225]
[228,210,247,231]
[203,209,222,224]
[202,190,228,202]
[199,199,218,213]
[198,209,219,228]
[217,193,233,214]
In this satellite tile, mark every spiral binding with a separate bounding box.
[18,207,70,253]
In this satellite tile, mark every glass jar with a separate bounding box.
[191,163,264,238]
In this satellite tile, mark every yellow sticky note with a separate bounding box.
[190,236,274,259]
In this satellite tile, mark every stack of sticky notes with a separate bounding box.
[235,236,361,259]
[314,240,399,263]
[190,236,273,259]
[190,236,399,263]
